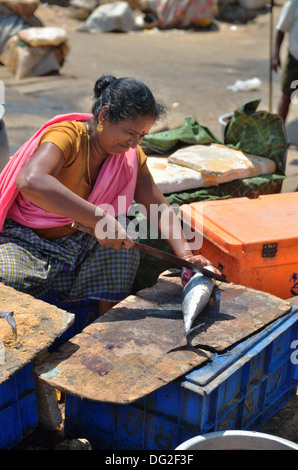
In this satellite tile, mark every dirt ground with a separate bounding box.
[2,3,298,188]
[1,1,297,449]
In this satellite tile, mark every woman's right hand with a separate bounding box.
[94,213,133,250]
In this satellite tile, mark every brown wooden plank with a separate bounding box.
[184,281,292,351]
[35,271,292,404]
[0,285,74,383]
[34,273,211,403]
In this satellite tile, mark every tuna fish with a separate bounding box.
[181,266,217,338]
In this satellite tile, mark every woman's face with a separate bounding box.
[98,114,156,156]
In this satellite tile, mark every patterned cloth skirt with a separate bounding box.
[0,218,140,302]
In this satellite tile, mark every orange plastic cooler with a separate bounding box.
[180,193,298,299]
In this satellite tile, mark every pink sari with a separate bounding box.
[0,113,139,231]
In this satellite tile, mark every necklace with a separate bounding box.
[86,123,92,186]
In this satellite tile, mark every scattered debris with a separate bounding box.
[77,0,137,33]
[154,0,217,29]
[217,0,269,23]
[227,77,262,92]
[0,0,272,78]
[68,0,98,21]
[0,25,69,78]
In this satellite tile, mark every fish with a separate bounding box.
[0,311,17,332]
[181,266,217,338]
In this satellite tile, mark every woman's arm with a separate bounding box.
[134,172,221,272]
[271,30,285,72]
[15,142,133,249]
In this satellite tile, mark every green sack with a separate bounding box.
[141,116,223,153]
[224,99,287,174]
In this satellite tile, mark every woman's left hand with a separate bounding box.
[184,253,222,277]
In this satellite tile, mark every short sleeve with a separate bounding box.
[276,1,295,33]
[38,122,81,166]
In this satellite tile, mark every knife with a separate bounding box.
[71,220,228,283]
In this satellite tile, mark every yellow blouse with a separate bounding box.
[33,120,149,240]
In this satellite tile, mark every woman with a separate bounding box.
[0,75,218,315]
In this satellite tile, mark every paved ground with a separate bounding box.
[1,2,297,448]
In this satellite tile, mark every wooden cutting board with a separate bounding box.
[34,271,292,404]
[0,285,74,384]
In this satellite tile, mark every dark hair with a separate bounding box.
[92,75,166,123]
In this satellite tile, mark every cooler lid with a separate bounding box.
[184,193,298,253]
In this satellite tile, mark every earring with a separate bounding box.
[97,120,104,132]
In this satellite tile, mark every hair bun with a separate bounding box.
[94,75,117,100]
[91,75,166,124]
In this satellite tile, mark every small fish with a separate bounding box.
[181,266,216,338]
[0,311,17,332]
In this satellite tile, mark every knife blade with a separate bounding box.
[133,241,228,282]
[71,220,228,283]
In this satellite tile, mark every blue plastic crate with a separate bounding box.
[64,309,298,450]
[41,290,99,350]
[0,362,38,450]
[290,304,298,381]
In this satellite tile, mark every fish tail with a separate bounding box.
[185,322,205,337]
